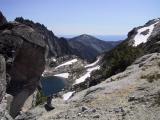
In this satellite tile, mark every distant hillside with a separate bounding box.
[89,18,160,86]
[68,34,121,62]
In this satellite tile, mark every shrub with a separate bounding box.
[100,42,143,79]
[35,90,47,106]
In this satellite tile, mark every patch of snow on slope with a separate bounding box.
[87,66,100,72]
[63,91,75,101]
[55,59,78,69]
[85,57,100,68]
[52,58,56,62]
[134,21,159,46]
[54,73,69,78]
[74,66,100,85]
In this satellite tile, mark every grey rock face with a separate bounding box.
[0,55,6,103]
[0,94,13,120]
[0,21,47,118]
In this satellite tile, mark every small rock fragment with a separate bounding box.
[93,114,100,118]
[81,106,89,112]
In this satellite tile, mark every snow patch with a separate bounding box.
[74,72,90,85]
[85,57,100,68]
[55,59,78,69]
[63,91,75,101]
[134,21,159,46]
[74,66,100,85]
[54,73,69,78]
[52,58,56,62]
[87,66,100,72]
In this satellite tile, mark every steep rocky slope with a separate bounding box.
[68,34,121,62]
[16,53,160,120]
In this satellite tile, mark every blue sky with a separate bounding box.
[0,0,160,36]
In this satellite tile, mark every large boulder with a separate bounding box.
[0,21,47,118]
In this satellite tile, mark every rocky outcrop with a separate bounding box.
[0,19,47,118]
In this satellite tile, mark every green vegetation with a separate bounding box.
[89,42,144,86]
[35,90,47,106]
[100,42,143,79]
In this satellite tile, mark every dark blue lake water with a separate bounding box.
[40,76,67,96]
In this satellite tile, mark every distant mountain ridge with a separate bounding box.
[68,34,121,62]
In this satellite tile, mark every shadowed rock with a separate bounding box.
[0,21,46,118]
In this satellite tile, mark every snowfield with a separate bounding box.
[55,59,78,69]
[63,91,75,101]
[54,73,69,78]
[74,65,100,85]
[85,57,100,68]
[134,21,159,46]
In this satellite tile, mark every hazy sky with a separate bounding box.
[0,0,160,36]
